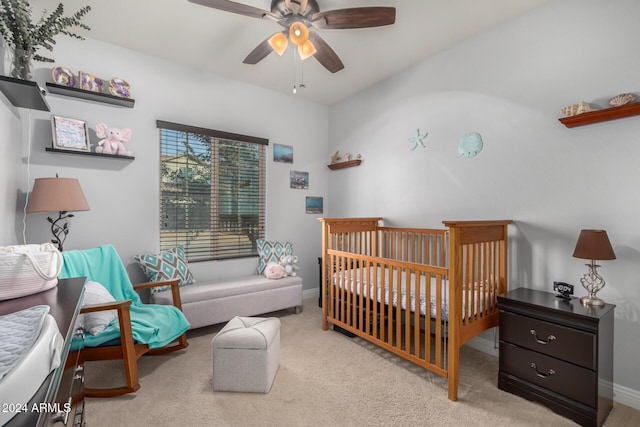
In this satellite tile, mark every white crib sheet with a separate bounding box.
[332,266,487,321]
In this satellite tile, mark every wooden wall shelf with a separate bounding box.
[46,147,135,160]
[0,75,50,111]
[46,82,135,108]
[327,159,361,170]
[559,102,640,128]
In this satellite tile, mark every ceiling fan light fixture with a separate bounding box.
[298,40,316,60]
[289,22,309,46]
[268,32,289,56]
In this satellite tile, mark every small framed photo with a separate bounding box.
[273,143,293,163]
[305,196,323,214]
[290,171,309,189]
[51,116,90,152]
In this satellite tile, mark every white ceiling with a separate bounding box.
[29,0,551,105]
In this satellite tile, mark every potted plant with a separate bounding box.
[0,0,90,80]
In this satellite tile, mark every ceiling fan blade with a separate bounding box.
[312,7,396,29]
[308,32,344,73]
[242,37,274,65]
[188,0,279,20]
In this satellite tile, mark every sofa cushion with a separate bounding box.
[256,240,292,275]
[134,246,195,293]
[152,275,302,306]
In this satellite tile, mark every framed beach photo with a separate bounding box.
[305,196,323,214]
[51,116,90,152]
[273,143,293,163]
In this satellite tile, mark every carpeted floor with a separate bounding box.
[83,298,640,426]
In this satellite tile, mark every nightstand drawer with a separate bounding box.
[500,310,596,369]
[500,342,596,407]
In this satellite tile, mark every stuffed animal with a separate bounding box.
[263,262,285,279]
[95,123,132,156]
[279,255,299,277]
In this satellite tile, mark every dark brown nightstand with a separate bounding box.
[497,288,615,427]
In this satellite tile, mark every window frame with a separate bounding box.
[157,120,268,262]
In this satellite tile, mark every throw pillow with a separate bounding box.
[256,239,293,275]
[134,246,195,293]
[80,281,117,335]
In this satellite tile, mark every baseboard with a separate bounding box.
[613,382,640,411]
[467,335,640,411]
[466,333,499,358]
[303,288,319,301]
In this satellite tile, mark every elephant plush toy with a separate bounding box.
[95,123,132,156]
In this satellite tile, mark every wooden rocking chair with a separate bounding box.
[59,245,190,397]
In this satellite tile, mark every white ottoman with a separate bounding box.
[212,316,281,393]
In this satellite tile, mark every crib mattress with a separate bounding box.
[0,306,63,426]
[332,267,487,321]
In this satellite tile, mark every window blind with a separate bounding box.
[157,121,267,261]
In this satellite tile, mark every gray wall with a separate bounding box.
[1,37,329,290]
[328,0,640,407]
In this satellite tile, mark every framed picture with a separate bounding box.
[305,196,323,214]
[290,171,309,189]
[51,116,90,152]
[273,143,293,163]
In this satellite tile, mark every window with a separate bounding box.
[157,120,267,261]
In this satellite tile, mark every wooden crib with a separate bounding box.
[319,217,512,401]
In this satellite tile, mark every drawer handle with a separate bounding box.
[530,329,556,345]
[529,362,555,379]
[51,397,73,424]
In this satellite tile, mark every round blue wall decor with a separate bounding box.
[458,132,483,158]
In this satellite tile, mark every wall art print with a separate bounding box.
[273,143,293,163]
[51,115,90,152]
[305,197,323,214]
[290,171,309,189]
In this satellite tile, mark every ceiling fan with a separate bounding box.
[188,0,396,73]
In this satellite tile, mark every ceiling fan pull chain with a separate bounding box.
[292,48,298,93]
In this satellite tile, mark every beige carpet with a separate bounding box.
[84,298,639,426]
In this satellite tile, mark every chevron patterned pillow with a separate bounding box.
[256,240,293,275]
[134,246,195,293]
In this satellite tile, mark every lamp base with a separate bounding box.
[580,295,605,306]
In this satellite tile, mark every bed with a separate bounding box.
[319,217,512,401]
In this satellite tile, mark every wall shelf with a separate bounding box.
[45,82,135,108]
[0,75,50,111]
[559,102,640,128]
[46,147,135,160]
[327,159,361,170]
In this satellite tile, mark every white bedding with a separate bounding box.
[332,266,487,321]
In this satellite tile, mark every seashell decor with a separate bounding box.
[561,101,595,116]
[609,93,635,107]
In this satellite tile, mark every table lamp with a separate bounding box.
[26,176,90,251]
[572,229,616,306]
